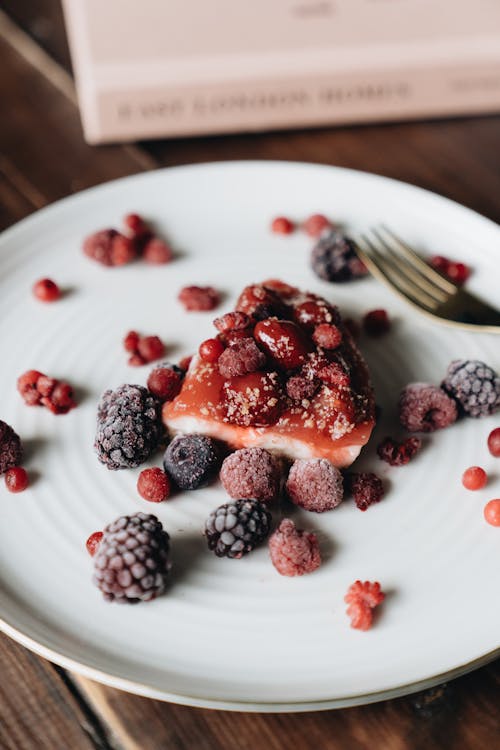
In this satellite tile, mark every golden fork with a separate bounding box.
[355,225,500,333]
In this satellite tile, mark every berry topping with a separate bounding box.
[312,323,343,350]
[286,458,344,512]
[163,434,221,490]
[235,284,288,320]
[204,498,271,558]
[33,278,61,303]
[213,311,252,334]
[293,297,339,329]
[86,531,103,557]
[218,338,266,379]
[178,286,220,312]
[0,421,23,475]
[303,213,332,238]
[199,338,226,363]
[285,374,319,403]
[484,499,500,527]
[137,467,170,502]
[254,318,312,370]
[93,513,170,603]
[271,216,295,235]
[398,383,458,432]
[487,427,500,457]
[377,436,421,466]
[429,255,471,286]
[142,238,173,264]
[311,230,367,282]
[318,362,351,389]
[347,472,385,511]
[363,309,391,337]
[147,363,184,402]
[83,229,137,267]
[17,370,76,414]
[462,466,487,491]
[442,360,500,418]
[269,519,321,576]
[123,330,140,353]
[95,384,162,470]
[221,370,283,427]
[220,447,281,502]
[344,580,385,631]
[5,466,28,493]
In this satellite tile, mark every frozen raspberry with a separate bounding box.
[137,467,170,502]
[487,427,500,457]
[33,278,61,302]
[286,458,343,512]
[347,472,385,511]
[83,229,136,267]
[377,436,421,466]
[220,448,281,502]
[199,338,225,363]
[123,330,140,353]
[318,362,350,389]
[222,370,283,427]
[484,499,500,526]
[124,213,150,236]
[303,214,332,238]
[128,354,146,367]
[5,466,29,493]
[17,370,76,414]
[0,421,23,474]
[363,309,391,337]
[142,237,173,264]
[442,360,500,418]
[462,466,487,491]
[235,284,288,321]
[137,336,165,364]
[86,531,103,557]
[178,286,220,312]
[286,374,318,403]
[110,234,136,266]
[95,384,162,470]
[345,580,385,631]
[213,311,251,334]
[269,519,321,576]
[399,383,458,432]
[205,498,271,558]
[218,339,266,379]
[147,363,183,402]
[271,216,295,235]
[163,434,221,490]
[17,370,44,406]
[93,513,170,603]
[312,323,342,350]
[311,230,368,282]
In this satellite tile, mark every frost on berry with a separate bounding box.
[399,383,458,432]
[269,519,321,576]
[347,472,385,511]
[219,447,281,502]
[218,339,266,379]
[178,286,220,311]
[442,359,500,418]
[286,458,343,512]
[377,436,421,466]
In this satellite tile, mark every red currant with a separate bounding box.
[484,499,500,527]
[5,467,29,493]
[137,468,170,503]
[487,427,500,457]
[303,214,331,237]
[462,466,487,491]
[271,216,295,235]
[123,330,140,353]
[33,278,61,303]
[199,338,225,363]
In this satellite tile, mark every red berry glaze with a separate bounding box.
[303,213,331,237]
[178,286,220,312]
[363,309,391,337]
[254,319,312,370]
[487,428,500,457]
[484,499,500,526]
[271,216,295,235]
[86,531,103,557]
[222,370,283,427]
[137,468,170,503]
[5,466,29,493]
[462,466,487,491]
[312,323,342,350]
[199,338,225,363]
[33,278,61,303]
[123,330,140,353]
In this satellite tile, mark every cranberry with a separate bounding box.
[429,255,448,272]
[5,466,29,493]
[137,467,170,503]
[484,499,500,526]
[33,278,61,303]
[303,214,331,237]
[45,382,76,414]
[123,330,140,353]
[222,371,283,427]
[271,216,295,235]
[199,338,225,363]
[213,311,251,334]
[142,238,173,264]
[137,336,165,363]
[293,298,338,329]
[312,323,342,350]
[363,309,391,337]
[487,427,500,457]
[178,286,220,312]
[254,319,312,370]
[446,262,470,285]
[147,366,183,402]
[235,284,287,320]
[462,466,487,491]
[86,531,103,556]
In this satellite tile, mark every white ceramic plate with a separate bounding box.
[0,162,499,712]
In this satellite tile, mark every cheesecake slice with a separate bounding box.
[163,280,375,467]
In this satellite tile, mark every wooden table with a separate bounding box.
[1,3,499,748]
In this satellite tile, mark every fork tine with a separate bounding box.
[378,225,457,294]
[371,228,449,304]
[358,235,439,311]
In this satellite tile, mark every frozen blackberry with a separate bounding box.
[0,420,23,475]
[286,458,344,512]
[95,384,162,470]
[442,360,500,418]
[311,230,368,283]
[205,498,271,558]
[220,448,281,502]
[399,383,458,432]
[93,513,170,603]
[163,434,221,490]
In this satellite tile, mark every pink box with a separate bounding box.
[62,0,500,144]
